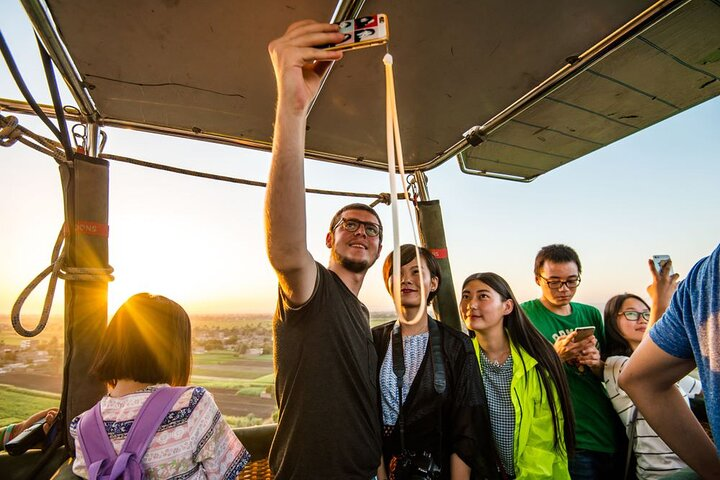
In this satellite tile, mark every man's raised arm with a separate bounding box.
[619,339,720,478]
[264,21,344,305]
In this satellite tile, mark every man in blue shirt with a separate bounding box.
[620,243,720,478]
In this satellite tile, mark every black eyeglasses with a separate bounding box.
[618,311,651,321]
[332,218,382,237]
[538,275,581,289]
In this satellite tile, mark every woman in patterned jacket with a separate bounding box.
[70,293,250,479]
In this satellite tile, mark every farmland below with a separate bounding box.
[0,312,395,426]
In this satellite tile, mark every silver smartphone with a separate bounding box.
[573,326,595,342]
[652,254,674,275]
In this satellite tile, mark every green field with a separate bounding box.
[191,349,274,385]
[0,384,60,426]
[190,376,273,391]
[193,351,273,365]
[223,413,266,428]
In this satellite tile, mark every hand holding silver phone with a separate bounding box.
[652,255,674,276]
[573,326,595,342]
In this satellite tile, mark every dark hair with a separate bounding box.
[533,244,582,277]
[91,293,192,387]
[602,293,650,360]
[329,203,383,241]
[382,244,442,302]
[462,272,576,456]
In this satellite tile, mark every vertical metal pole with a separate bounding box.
[86,123,99,156]
[412,172,463,331]
[61,122,108,451]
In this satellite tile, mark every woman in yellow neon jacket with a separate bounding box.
[460,272,575,479]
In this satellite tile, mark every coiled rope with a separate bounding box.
[0,114,21,146]
[9,225,115,337]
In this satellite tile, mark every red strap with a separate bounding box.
[75,220,109,237]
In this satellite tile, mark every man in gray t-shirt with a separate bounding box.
[265,20,384,479]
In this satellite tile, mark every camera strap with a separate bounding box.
[391,317,446,451]
[391,323,406,451]
[427,318,446,395]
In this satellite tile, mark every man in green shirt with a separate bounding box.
[521,244,622,480]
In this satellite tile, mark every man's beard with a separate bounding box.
[332,248,371,273]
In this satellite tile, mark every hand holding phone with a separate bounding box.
[323,14,389,52]
[648,255,679,316]
[652,255,674,276]
[572,326,595,343]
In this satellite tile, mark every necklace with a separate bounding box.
[481,348,510,368]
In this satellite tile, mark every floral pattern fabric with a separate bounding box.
[70,384,249,479]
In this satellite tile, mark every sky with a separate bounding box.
[2,3,720,319]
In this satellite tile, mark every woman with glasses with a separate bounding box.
[602,261,702,479]
[460,272,575,479]
[372,245,498,480]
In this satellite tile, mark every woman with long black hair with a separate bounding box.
[460,272,575,479]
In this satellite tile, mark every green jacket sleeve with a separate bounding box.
[514,369,570,480]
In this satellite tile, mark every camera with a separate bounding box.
[389,450,441,480]
[4,419,46,456]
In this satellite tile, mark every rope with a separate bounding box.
[10,225,114,338]
[384,52,427,327]
[100,152,394,201]
[37,35,75,164]
[0,114,22,146]
[370,192,392,208]
[11,227,65,337]
[0,31,63,141]
[1,113,69,163]
[61,266,115,282]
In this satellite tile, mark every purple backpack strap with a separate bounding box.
[77,403,118,479]
[76,386,190,480]
[108,386,190,479]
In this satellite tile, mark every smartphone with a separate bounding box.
[652,254,674,276]
[4,419,46,456]
[573,326,595,342]
[323,14,389,52]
